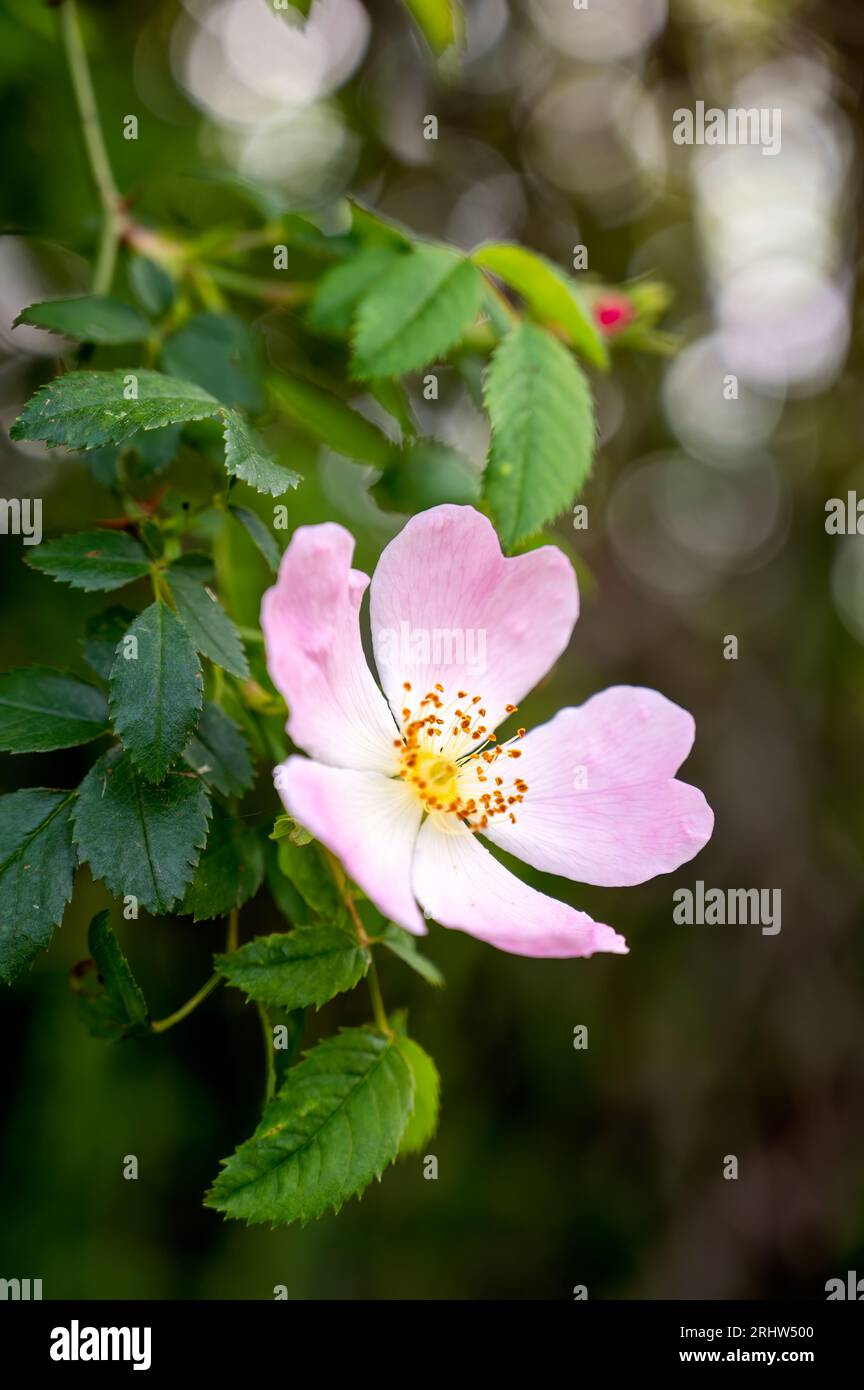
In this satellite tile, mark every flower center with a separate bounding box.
[394,681,528,829]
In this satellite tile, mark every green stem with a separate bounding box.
[150,973,222,1034]
[150,908,238,1034]
[323,849,392,1036]
[227,906,239,953]
[60,0,122,295]
[258,1002,277,1104]
[366,957,390,1036]
[205,264,312,307]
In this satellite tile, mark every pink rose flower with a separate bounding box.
[262,505,713,958]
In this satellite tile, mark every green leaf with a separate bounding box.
[182,701,254,797]
[129,256,175,317]
[271,1007,307,1087]
[0,789,77,984]
[167,565,249,679]
[483,322,595,549]
[81,606,137,680]
[216,926,370,1010]
[161,312,265,413]
[14,296,151,345]
[374,439,479,513]
[309,246,405,335]
[74,748,211,915]
[270,375,395,467]
[275,836,341,920]
[401,0,463,55]
[109,601,203,782]
[228,503,280,571]
[11,369,222,450]
[179,807,264,921]
[79,446,120,489]
[377,922,444,987]
[222,409,301,497]
[205,1025,415,1226]
[125,423,183,474]
[270,814,312,847]
[472,243,608,369]
[25,529,151,592]
[397,1034,440,1153]
[352,244,482,380]
[70,911,150,1040]
[0,667,108,752]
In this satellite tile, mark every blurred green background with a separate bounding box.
[2,0,864,1299]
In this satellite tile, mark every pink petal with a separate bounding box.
[261,523,399,773]
[369,505,578,736]
[482,686,714,887]
[412,817,628,958]
[275,756,425,935]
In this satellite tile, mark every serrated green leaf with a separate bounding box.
[15,296,151,345]
[483,322,595,549]
[222,409,301,497]
[179,806,264,921]
[0,667,108,752]
[228,503,280,571]
[352,244,482,380]
[216,926,370,1010]
[0,789,77,984]
[270,374,395,467]
[10,369,221,450]
[167,565,249,679]
[25,529,151,592]
[275,837,340,920]
[74,748,211,915]
[377,922,444,987]
[205,1025,414,1226]
[373,439,479,513]
[309,246,405,335]
[109,600,203,782]
[472,243,608,368]
[182,701,254,797]
[70,911,150,1040]
[401,0,463,54]
[129,256,175,317]
[81,606,137,680]
[161,312,265,413]
[397,1034,440,1153]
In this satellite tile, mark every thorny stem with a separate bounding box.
[60,0,123,295]
[323,849,392,1036]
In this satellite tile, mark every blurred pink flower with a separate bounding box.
[262,505,713,958]
[594,292,635,334]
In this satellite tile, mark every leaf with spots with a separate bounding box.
[26,530,151,593]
